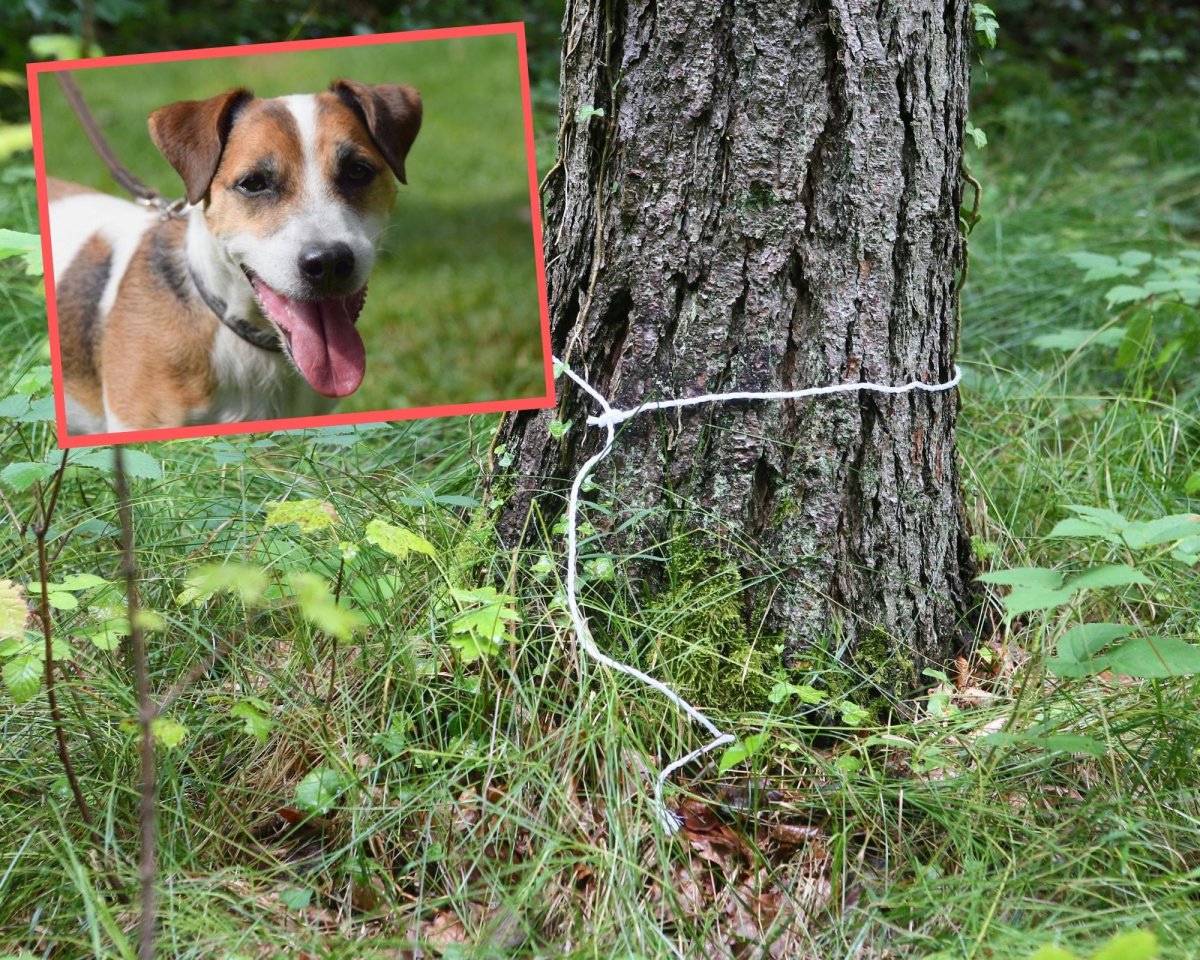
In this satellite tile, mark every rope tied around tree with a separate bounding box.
[554,356,964,833]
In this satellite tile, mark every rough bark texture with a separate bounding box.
[493,0,976,691]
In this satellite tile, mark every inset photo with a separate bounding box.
[28,24,552,448]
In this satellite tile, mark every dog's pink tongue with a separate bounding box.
[251,279,366,397]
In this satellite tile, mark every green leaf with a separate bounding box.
[83,618,128,651]
[1185,472,1200,496]
[574,104,605,123]
[1105,636,1200,679]
[230,701,274,744]
[1119,250,1153,268]
[717,732,768,773]
[1027,946,1076,960]
[1122,514,1200,549]
[265,499,337,533]
[52,573,108,591]
[0,394,30,418]
[964,121,987,150]
[0,123,34,162]
[839,701,872,726]
[767,681,826,705]
[1065,564,1152,591]
[1054,623,1135,664]
[3,656,41,703]
[1031,327,1126,351]
[448,630,501,663]
[1002,586,1076,619]
[364,518,436,560]
[971,3,998,47]
[279,887,312,911]
[0,581,26,639]
[1104,284,1150,306]
[294,766,354,814]
[288,572,365,642]
[1046,518,1122,544]
[547,418,571,439]
[13,367,51,396]
[45,591,77,610]
[151,717,189,748]
[177,564,268,607]
[29,34,94,60]
[0,462,57,492]
[0,228,41,274]
[977,567,1063,588]
[1091,930,1157,960]
[71,447,162,479]
[14,396,55,423]
[1065,505,1129,529]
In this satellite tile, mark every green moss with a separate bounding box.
[646,533,778,713]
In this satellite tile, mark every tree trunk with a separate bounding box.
[492,0,977,700]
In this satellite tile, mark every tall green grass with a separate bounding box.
[1,50,1199,960]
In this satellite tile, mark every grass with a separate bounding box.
[34,31,548,416]
[2,46,1200,960]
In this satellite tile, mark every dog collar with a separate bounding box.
[188,264,283,354]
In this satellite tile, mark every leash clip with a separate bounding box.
[137,195,188,221]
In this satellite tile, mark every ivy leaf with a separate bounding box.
[717,732,768,773]
[265,499,337,533]
[0,580,27,639]
[364,518,436,560]
[0,462,57,492]
[3,656,42,703]
[294,766,354,814]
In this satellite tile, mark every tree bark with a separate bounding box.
[492,0,977,698]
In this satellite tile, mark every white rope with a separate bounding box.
[554,357,962,833]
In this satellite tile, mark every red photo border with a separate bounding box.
[26,22,554,449]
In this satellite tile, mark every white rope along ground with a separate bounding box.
[554,356,963,833]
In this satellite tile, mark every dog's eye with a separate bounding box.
[343,161,376,187]
[236,173,271,196]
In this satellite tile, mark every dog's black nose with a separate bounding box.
[299,242,355,291]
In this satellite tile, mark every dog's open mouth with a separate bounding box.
[247,272,367,398]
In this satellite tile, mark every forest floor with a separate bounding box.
[1,50,1199,960]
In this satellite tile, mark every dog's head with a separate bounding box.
[148,81,422,397]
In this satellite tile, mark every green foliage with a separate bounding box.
[972,4,999,48]
[263,499,337,534]
[288,572,364,643]
[0,228,40,274]
[364,518,437,560]
[717,732,768,773]
[294,766,355,816]
[1027,930,1158,960]
[447,586,520,662]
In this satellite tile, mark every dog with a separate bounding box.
[46,79,421,434]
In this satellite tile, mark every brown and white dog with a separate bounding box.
[47,80,421,434]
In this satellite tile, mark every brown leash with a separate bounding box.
[56,71,186,219]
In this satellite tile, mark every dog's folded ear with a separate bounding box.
[148,89,253,205]
[330,80,422,185]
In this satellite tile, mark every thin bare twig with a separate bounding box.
[115,446,157,960]
[34,451,99,842]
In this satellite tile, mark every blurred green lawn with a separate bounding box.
[36,32,549,414]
